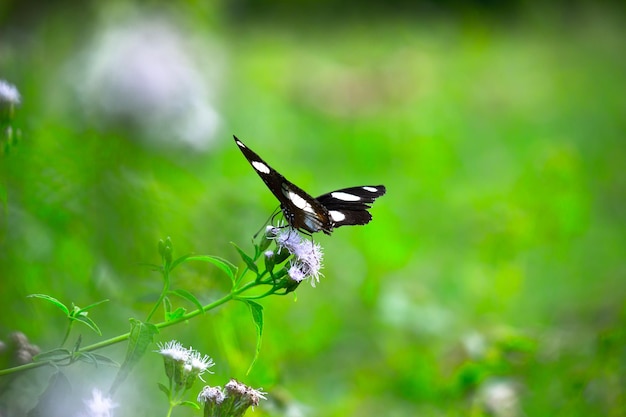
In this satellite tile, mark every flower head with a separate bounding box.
[156,340,189,361]
[197,385,225,404]
[0,80,20,106]
[198,379,267,417]
[81,388,117,417]
[187,348,215,383]
[270,228,324,286]
[156,340,215,391]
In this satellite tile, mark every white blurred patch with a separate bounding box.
[378,282,453,336]
[74,15,223,151]
[462,331,487,359]
[478,379,521,417]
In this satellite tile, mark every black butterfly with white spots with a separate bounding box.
[233,135,386,235]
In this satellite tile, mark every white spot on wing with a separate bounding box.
[363,186,379,193]
[236,139,245,148]
[251,160,271,174]
[330,210,346,222]
[287,191,309,210]
[331,191,361,202]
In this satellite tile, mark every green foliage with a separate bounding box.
[1,3,626,416]
[242,300,264,374]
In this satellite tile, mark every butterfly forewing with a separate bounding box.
[233,135,385,234]
[234,136,332,234]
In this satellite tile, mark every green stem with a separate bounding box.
[60,321,73,347]
[0,280,259,377]
[146,266,170,323]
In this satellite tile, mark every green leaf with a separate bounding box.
[157,382,171,397]
[166,307,186,321]
[231,243,258,274]
[169,254,192,272]
[243,300,264,374]
[73,314,103,336]
[27,294,70,315]
[180,401,201,409]
[169,289,204,313]
[163,296,172,314]
[88,353,119,367]
[74,351,119,368]
[78,299,109,312]
[33,348,72,363]
[109,319,159,395]
[75,351,100,366]
[187,255,237,281]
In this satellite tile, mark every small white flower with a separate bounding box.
[0,80,20,105]
[156,340,189,362]
[197,385,225,404]
[82,388,117,417]
[188,349,215,381]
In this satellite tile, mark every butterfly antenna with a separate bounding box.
[253,206,282,239]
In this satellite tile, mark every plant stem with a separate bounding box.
[146,266,170,323]
[0,280,259,377]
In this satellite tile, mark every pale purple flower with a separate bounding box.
[271,228,324,286]
[274,228,302,251]
[287,265,307,282]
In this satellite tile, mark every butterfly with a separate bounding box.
[233,135,386,235]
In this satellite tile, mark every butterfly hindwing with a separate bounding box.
[234,135,385,234]
[316,185,386,228]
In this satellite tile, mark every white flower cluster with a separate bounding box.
[0,80,20,106]
[271,228,324,286]
[156,340,215,387]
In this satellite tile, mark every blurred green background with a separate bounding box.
[1,1,625,416]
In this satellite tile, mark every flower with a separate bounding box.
[0,80,20,106]
[156,340,215,391]
[197,385,226,405]
[270,228,324,286]
[187,348,215,383]
[198,379,266,417]
[225,379,267,412]
[81,388,118,417]
[156,340,189,361]
[287,265,307,282]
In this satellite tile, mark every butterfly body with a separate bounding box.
[234,136,385,235]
